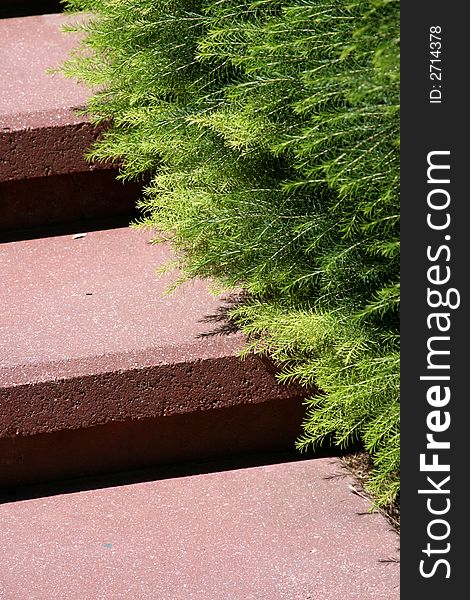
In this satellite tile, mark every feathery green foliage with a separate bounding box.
[61,0,400,506]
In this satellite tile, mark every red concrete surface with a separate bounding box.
[0,14,89,118]
[0,13,134,232]
[0,13,89,120]
[0,398,306,487]
[0,458,400,599]
[0,227,243,381]
[0,226,309,483]
[0,226,305,422]
[0,13,109,182]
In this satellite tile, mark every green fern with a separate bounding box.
[61,0,400,507]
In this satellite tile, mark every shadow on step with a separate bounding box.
[0,169,144,243]
[0,2,63,19]
[0,448,344,506]
[0,398,347,504]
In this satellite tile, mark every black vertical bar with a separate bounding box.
[401,3,467,597]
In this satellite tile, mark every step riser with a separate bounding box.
[0,355,306,439]
[0,396,305,487]
[0,170,142,235]
[1,355,309,486]
[0,14,133,235]
[0,121,107,183]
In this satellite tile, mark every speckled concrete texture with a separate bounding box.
[0,227,243,383]
[0,14,108,182]
[0,14,89,119]
[0,226,309,483]
[0,119,109,182]
[0,458,400,599]
[0,227,305,420]
[0,15,140,232]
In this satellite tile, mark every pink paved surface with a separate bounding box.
[0,458,400,599]
[0,226,306,459]
[0,226,244,385]
[0,13,89,124]
[0,13,109,182]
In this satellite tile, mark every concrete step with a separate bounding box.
[0,13,142,234]
[0,457,400,599]
[0,225,308,487]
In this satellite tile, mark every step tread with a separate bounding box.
[0,458,400,600]
[0,227,306,487]
[0,13,106,184]
[0,13,89,125]
[2,226,300,443]
[0,226,243,385]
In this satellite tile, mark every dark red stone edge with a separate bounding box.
[0,355,311,439]
[0,396,306,488]
[0,118,110,182]
[0,354,311,487]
